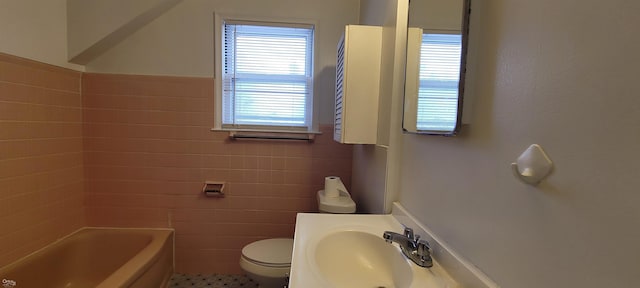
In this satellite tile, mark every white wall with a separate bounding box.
[352,0,393,214]
[84,0,360,125]
[352,0,407,214]
[67,0,182,64]
[399,0,640,287]
[0,0,83,70]
[351,145,387,213]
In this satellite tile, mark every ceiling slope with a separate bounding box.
[67,0,182,64]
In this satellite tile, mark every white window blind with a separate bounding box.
[417,33,462,132]
[222,21,314,129]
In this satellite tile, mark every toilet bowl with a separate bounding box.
[240,238,293,288]
[240,189,356,287]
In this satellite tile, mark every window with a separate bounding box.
[416,33,462,131]
[216,19,315,132]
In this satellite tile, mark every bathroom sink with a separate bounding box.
[290,214,459,288]
[313,231,413,287]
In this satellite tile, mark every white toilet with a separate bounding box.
[239,189,356,288]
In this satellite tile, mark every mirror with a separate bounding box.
[403,0,470,135]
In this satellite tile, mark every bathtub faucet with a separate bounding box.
[382,227,432,268]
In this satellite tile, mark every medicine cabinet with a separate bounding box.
[403,0,471,135]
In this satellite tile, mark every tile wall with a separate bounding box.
[0,53,85,267]
[82,73,353,273]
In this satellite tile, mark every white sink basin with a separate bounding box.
[313,231,413,287]
[290,213,459,288]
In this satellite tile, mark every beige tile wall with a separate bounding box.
[0,53,85,268]
[82,73,353,274]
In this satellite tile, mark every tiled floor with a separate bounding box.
[168,274,258,288]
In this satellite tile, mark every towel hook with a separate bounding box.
[511,144,553,185]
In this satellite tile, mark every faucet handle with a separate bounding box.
[403,227,414,239]
[416,239,433,267]
[416,239,430,254]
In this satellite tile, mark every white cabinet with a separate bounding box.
[333,25,382,144]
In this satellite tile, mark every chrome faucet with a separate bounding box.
[382,227,433,268]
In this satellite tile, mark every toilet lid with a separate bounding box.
[242,238,294,266]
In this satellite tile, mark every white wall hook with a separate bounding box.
[511,144,553,185]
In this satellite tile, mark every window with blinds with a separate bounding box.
[417,33,462,132]
[221,20,314,130]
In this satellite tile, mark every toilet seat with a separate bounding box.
[241,238,293,267]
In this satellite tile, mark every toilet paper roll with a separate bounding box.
[324,176,347,198]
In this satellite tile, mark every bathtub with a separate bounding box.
[0,228,174,288]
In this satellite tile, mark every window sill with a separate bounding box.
[210,128,322,142]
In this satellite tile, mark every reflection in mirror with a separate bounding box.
[403,0,470,135]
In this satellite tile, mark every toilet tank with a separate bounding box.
[317,190,356,213]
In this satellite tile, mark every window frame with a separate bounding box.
[213,14,320,136]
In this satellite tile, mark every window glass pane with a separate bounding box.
[416,33,462,131]
[234,79,307,125]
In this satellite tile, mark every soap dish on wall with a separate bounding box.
[203,181,225,197]
[511,144,553,185]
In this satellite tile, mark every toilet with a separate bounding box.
[240,238,294,288]
[239,189,356,288]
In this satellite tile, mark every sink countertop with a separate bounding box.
[289,213,459,288]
